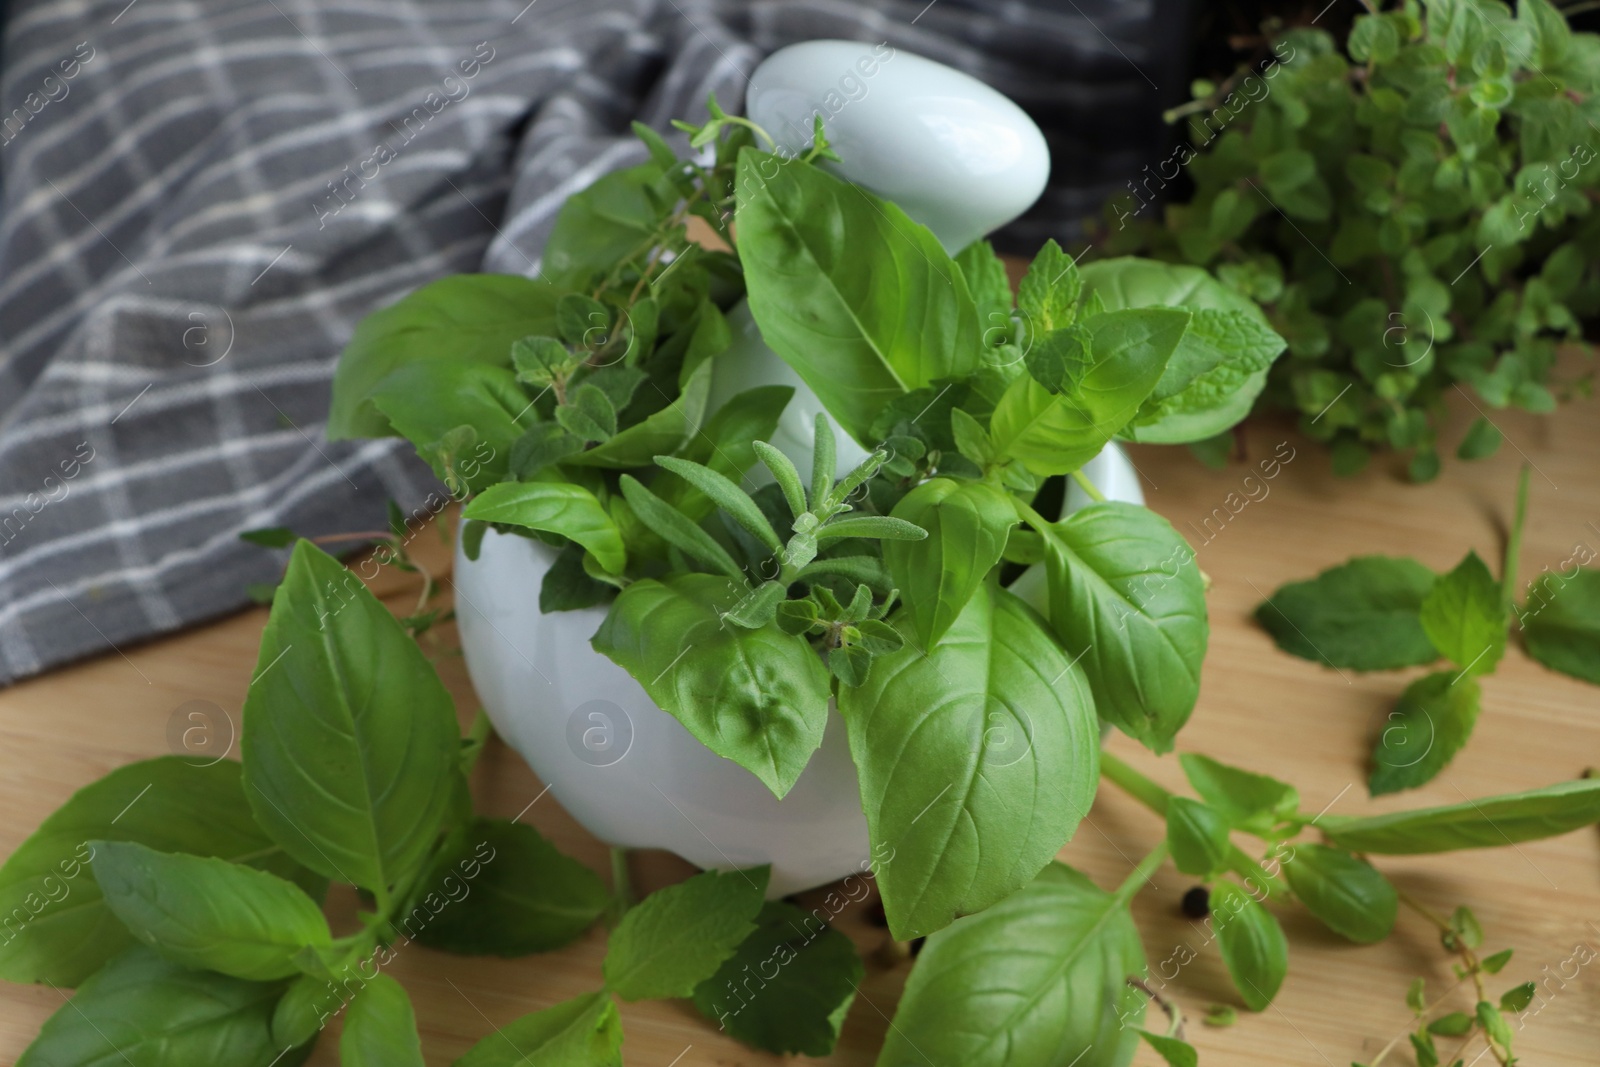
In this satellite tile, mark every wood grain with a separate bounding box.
[1,395,1596,1066]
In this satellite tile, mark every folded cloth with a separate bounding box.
[0,0,1173,686]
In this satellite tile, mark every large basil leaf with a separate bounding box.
[839,584,1100,939]
[1369,671,1481,796]
[17,947,286,1066]
[91,841,330,981]
[1178,753,1299,834]
[603,866,768,1001]
[1318,779,1600,854]
[878,863,1145,1067]
[1211,880,1288,1010]
[541,162,668,287]
[462,481,626,575]
[591,575,831,797]
[329,274,558,439]
[405,818,607,956]
[1419,551,1506,674]
[1281,843,1397,944]
[659,385,794,520]
[1081,258,1285,445]
[734,148,980,444]
[242,541,461,895]
[1255,556,1439,670]
[1041,502,1207,753]
[884,478,1017,649]
[989,307,1189,475]
[341,972,424,1067]
[0,758,321,986]
[1522,568,1600,684]
[454,990,622,1067]
[692,900,863,1056]
[368,362,534,493]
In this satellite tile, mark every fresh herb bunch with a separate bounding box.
[1111,0,1600,480]
[1259,465,1600,794]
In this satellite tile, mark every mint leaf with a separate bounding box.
[1369,671,1482,795]
[1016,238,1082,333]
[242,541,461,896]
[1178,753,1300,834]
[592,575,831,797]
[91,841,330,981]
[883,478,1017,649]
[1522,568,1600,684]
[0,757,321,986]
[1419,551,1506,674]
[692,901,863,1055]
[404,818,607,956]
[1281,843,1397,944]
[462,481,626,575]
[1255,556,1439,670]
[956,239,1015,344]
[455,989,622,1067]
[1212,880,1288,1011]
[879,863,1145,1067]
[839,585,1100,939]
[17,948,281,1066]
[341,973,424,1067]
[604,867,769,1001]
[1166,796,1231,877]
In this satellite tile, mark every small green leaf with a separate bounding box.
[1281,843,1397,944]
[1139,1030,1199,1067]
[1407,977,1427,1014]
[814,515,928,545]
[1456,416,1502,460]
[604,866,769,1001]
[1016,239,1083,333]
[1166,796,1231,877]
[1450,905,1484,949]
[1500,980,1536,1013]
[1419,551,1506,675]
[752,440,808,518]
[555,383,618,442]
[239,526,295,548]
[463,481,626,575]
[454,989,622,1067]
[1178,753,1300,833]
[692,901,863,1056]
[1522,569,1600,684]
[655,455,781,553]
[1369,671,1482,795]
[91,841,330,981]
[618,475,744,580]
[1255,556,1439,671]
[1204,1003,1238,1028]
[1428,1011,1474,1036]
[1482,948,1514,974]
[342,973,424,1067]
[1211,880,1288,1010]
[883,478,1017,649]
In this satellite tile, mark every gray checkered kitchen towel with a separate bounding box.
[0,0,1177,685]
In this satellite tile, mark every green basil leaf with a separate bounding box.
[341,972,423,1067]
[1211,880,1288,1011]
[660,385,794,520]
[1522,568,1600,684]
[0,758,321,986]
[735,148,980,444]
[17,947,285,1066]
[990,307,1189,475]
[242,541,461,895]
[839,584,1100,939]
[878,862,1145,1067]
[1420,551,1507,674]
[1281,843,1397,944]
[404,818,606,956]
[883,479,1016,649]
[1318,778,1600,854]
[368,362,534,493]
[692,900,863,1055]
[603,866,769,1001]
[1041,501,1208,753]
[1166,796,1231,877]
[541,162,668,287]
[1177,753,1300,834]
[90,841,329,981]
[591,575,830,796]
[1369,671,1482,796]
[330,274,558,439]
[1255,556,1439,670]
[462,481,626,575]
[1139,1030,1199,1067]
[271,974,336,1048]
[454,989,622,1067]
[539,542,612,612]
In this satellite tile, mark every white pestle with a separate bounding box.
[703,39,1050,485]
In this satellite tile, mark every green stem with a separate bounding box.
[1502,464,1531,607]
[609,847,634,924]
[460,708,493,775]
[1114,841,1169,906]
[1071,468,1108,503]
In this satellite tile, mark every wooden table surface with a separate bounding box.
[1,392,1597,1066]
